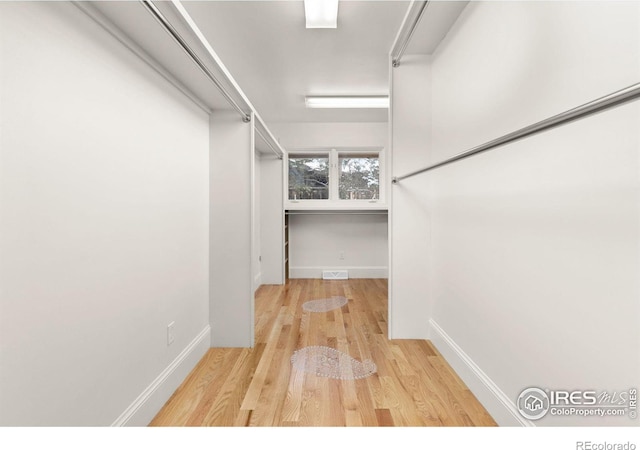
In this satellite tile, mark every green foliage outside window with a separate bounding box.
[288,156,329,200]
[339,156,379,200]
[288,152,380,201]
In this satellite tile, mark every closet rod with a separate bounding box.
[140,0,251,123]
[255,128,283,160]
[392,1,430,68]
[392,82,640,184]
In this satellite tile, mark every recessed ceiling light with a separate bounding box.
[304,0,339,29]
[305,96,389,109]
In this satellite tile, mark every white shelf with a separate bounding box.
[285,202,388,211]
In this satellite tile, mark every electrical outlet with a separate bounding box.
[339,251,345,260]
[167,321,175,346]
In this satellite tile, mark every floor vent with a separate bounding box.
[322,270,348,280]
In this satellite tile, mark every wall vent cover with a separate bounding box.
[322,270,348,280]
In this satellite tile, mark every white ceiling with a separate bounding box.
[181,0,410,124]
[404,1,469,55]
[87,1,469,129]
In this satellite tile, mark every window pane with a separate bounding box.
[339,155,379,200]
[288,155,329,200]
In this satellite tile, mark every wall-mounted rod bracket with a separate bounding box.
[392,82,640,183]
[391,1,430,68]
[255,127,284,159]
[140,0,252,123]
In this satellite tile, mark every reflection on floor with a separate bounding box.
[150,278,497,426]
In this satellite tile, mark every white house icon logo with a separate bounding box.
[525,395,544,411]
[517,387,550,420]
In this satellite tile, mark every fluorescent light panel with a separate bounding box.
[305,96,389,109]
[304,0,339,29]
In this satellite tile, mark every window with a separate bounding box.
[339,154,379,200]
[288,155,329,200]
[288,149,382,203]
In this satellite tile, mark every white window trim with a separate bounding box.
[285,147,387,210]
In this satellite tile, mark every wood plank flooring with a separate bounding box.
[150,279,496,426]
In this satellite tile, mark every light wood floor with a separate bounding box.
[150,279,496,426]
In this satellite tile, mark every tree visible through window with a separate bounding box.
[339,155,379,200]
[288,155,329,200]
[288,150,382,202]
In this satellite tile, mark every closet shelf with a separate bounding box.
[285,203,388,212]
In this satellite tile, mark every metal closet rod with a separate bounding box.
[392,0,430,68]
[255,128,283,160]
[140,0,251,123]
[393,82,640,184]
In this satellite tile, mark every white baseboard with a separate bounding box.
[428,319,532,427]
[289,266,388,279]
[111,325,211,426]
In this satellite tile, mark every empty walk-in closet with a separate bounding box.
[0,0,638,442]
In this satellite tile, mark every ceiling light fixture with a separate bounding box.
[304,0,339,29]
[305,96,390,109]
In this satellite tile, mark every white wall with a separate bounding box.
[253,149,262,291]
[269,122,387,150]
[288,213,388,278]
[389,54,432,338]
[0,2,210,426]
[259,154,284,285]
[271,122,390,279]
[209,111,254,348]
[422,1,639,426]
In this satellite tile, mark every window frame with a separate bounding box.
[285,147,386,209]
[287,153,331,201]
[338,152,381,201]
